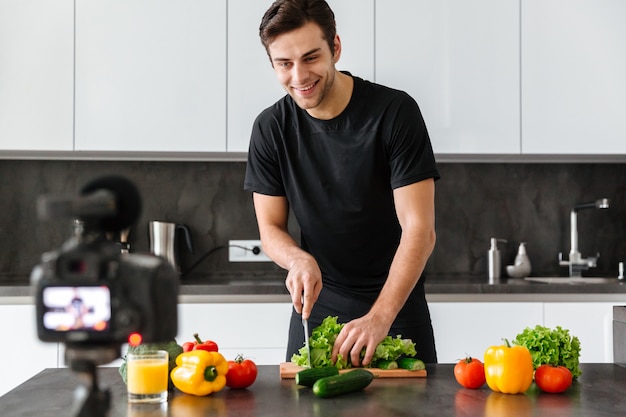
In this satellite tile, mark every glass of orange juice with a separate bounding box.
[127,350,169,403]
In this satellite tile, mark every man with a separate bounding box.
[244,0,439,366]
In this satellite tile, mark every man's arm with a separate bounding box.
[331,178,436,366]
[252,192,323,319]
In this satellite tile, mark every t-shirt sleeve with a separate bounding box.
[243,110,286,196]
[386,93,440,189]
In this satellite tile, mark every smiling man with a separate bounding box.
[244,0,440,366]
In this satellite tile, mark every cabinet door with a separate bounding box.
[376,0,520,154]
[227,0,374,152]
[75,0,227,152]
[0,1,73,151]
[522,0,626,154]
[178,303,292,364]
[0,305,59,396]
[544,302,617,363]
[226,0,285,153]
[429,302,543,363]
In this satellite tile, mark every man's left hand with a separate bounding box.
[330,314,390,367]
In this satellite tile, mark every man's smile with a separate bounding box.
[293,80,319,95]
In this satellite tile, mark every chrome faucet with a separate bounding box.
[559,198,610,277]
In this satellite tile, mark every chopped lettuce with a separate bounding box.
[513,325,582,378]
[291,316,417,369]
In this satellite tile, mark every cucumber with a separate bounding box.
[295,366,339,387]
[374,360,398,370]
[312,369,374,398]
[397,357,426,371]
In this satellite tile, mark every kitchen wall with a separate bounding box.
[0,160,624,284]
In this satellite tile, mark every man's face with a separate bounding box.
[267,22,340,115]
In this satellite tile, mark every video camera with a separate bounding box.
[31,176,178,354]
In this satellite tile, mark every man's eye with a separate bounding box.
[305,56,318,62]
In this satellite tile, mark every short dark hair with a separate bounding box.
[259,0,336,57]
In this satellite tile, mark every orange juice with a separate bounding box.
[128,358,168,394]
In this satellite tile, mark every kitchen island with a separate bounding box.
[1,363,624,416]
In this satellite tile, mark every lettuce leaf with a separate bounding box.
[513,325,582,378]
[291,316,417,369]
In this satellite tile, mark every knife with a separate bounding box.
[302,316,311,369]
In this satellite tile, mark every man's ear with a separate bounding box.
[333,34,342,64]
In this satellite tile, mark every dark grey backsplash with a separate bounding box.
[1,160,624,283]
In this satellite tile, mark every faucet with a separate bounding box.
[559,198,610,277]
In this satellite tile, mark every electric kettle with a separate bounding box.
[148,221,193,274]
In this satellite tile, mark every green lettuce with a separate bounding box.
[291,316,417,369]
[513,325,582,378]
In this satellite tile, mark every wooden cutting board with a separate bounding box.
[279,362,427,379]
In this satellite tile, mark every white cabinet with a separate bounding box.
[522,0,626,154]
[0,305,59,396]
[227,0,375,152]
[74,0,227,152]
[429,302,543,363]
[376,0,520,154]
[226,0,285,153]
[431,301,621,364]
[177,303,293,364]
[0,1,73,151]
[544,302,619,363]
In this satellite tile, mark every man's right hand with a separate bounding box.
[285,255,322,320]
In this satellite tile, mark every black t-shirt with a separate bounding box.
[244,75,439,297]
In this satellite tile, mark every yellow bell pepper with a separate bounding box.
[171,350,229,396]
[484,340,534,394]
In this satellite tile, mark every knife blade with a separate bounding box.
[302,316,311,369]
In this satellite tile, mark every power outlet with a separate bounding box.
[228,240,272,262]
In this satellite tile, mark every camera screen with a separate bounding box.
[41,286,111,332]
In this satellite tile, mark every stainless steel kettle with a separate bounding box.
[148,221,193,274]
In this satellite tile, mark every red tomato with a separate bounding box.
[454,356,486,389]
[226,355,258,389]
[534,365,573,393]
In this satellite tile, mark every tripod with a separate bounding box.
[66,344,120,417]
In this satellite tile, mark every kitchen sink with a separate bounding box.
[524,277,621,284]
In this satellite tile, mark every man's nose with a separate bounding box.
[291,62,308,83]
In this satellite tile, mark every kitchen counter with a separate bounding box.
[1,363,625,416]
[2,273,626,304]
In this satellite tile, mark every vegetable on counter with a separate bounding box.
[397,357,426,371]
[291,316,418,369]
[312,369,375,398]
[513,325,582,378]
[373,359,398,370]
[225,354,258,389]
[484,340,534,394]
[296,367,339,387]
[454,356,486,389]
[119,339,183,390]
[534,364,573,393]
[170,350,229,396]
[182,333,219,353]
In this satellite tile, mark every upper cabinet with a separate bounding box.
[227,0,286,153]
[74,0,227,152]
[522,0,626,154]
[3,1,625,158]
[0,1,73,151]
[375,0,520,154]
[227,0,375,152]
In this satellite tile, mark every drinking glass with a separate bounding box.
[127,350,169,403]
